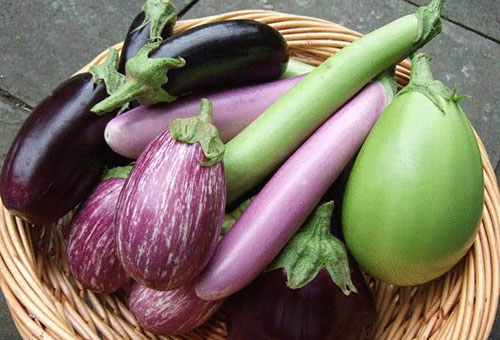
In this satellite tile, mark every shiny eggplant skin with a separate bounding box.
[0,74,110,225]
[226,265,376,340]
[118,11,174,74]
[151,20,289,96]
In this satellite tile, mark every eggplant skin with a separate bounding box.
[226,265,376,340]
[152,20,289,96]
[67,178,129,293]
[0,74,110,225]
[116,130,226,290]
[118,11,174,74]
[129,282,223,335]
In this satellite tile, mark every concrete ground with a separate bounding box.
[0,0,498,339]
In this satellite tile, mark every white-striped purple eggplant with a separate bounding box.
[225,202,376,340]
[66,166,132,293]
[129,282,223,335]
[116,99,226,290]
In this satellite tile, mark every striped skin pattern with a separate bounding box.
[67,178,129,293]
[116,130,225,291]
[129,282,223,335]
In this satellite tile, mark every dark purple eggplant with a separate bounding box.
[0,1,176,225]
[129,282,223,335]
[118,0,176,73]
[67,167,131,293]
[1,74,110,225]
[116,99,226,290]
[92,20,289,113]
[225,202,376,340]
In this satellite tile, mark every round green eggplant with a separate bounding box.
[342,54,484,286]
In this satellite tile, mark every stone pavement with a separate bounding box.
[0,0,498,339]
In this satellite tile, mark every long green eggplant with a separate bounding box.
[342,53,484,286]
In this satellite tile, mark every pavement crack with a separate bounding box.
[178,0,201,18]
[402,0,499,44]
[495,159,500,176]
[0,88,33,112]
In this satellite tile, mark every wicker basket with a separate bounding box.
[0,10,499,340]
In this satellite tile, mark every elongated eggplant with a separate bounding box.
[0,1,176,225]
[129,282,223,335]
[225,202,376,340]
[91,20,289,113]
[67,167,131,293]
[116,99,225,290]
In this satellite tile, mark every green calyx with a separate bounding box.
[91,41,185,113]
[268,202,357,295]
[134,0,177,41]
[221,197,254,236]
[398,53,468,114]
[169,99,225,167]
[89,48,129,114]
[101,165,133,180]
[412,0,445,55]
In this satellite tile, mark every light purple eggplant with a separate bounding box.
[67,171,131,293]
[104,75,305,159]
[195,73,397,300]
[115,99,226,290]
[129,282,223,335]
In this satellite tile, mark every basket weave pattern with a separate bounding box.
[0,10,499,340]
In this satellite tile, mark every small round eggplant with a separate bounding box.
[67,176,130,293]
[226,266,375,340]
[116,100,226,290]
[129,282,223,335]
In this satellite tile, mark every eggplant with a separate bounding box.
[0,0,177,225]
[129,282,223,335]
[116,99,226,290]
[225,202,376,340]
[67,168,131,293]
[118,0,176,73]
[91,20,290,113]
[226,267,375,340]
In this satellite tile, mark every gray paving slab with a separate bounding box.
[185,0,500,177]
[0,0,192,108]
[407,0,499,42]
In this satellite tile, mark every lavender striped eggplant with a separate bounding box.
[67,169,131,293]
[129,282,223,335]
[116,99,226,290]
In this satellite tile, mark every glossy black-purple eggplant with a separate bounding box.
[118,0,176,73]
[0,0,177,225]
[91,20,290,113]
[225,202,377,340]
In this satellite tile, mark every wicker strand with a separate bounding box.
[0,10,498,340]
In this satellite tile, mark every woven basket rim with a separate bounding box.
[1,9,499,340]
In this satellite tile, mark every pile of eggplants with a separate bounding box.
[1,0,487,338]
[0,2,289,226]
[0,0,177,225]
